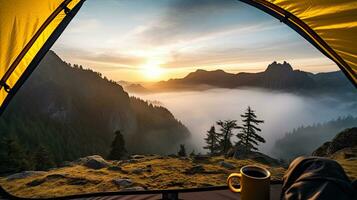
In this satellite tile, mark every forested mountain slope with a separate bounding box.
[0,51,190,172]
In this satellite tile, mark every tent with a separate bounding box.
[0,0,85,114]
[0,0,356,115]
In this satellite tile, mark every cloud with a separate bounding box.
[161,38,324,69]
[52,47,146,70]
[135,0,249,46]
[65,19,101,33]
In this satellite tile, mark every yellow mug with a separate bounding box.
[227,165,271,200]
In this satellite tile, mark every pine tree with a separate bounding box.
[33,145,55,171]
[108,130,128,160]
[236,106,265,152]
[3,137,30,172]
[217,120,237,155]
[189,150,196,157]
[178,144,187,157]
[203,126,220,155]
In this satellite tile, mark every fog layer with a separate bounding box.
[132,88,356,156]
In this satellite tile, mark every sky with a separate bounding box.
[52,0,338,82]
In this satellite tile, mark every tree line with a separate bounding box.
[0,137,54,173]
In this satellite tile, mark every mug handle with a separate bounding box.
[227,173,242,193]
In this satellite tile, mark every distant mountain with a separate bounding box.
[123,83,151,94]
[149,61,354,93]
[0,51,190,166]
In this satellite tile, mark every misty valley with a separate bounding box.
[0,51,356,198]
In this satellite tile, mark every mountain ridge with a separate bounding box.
[146,61,353,93]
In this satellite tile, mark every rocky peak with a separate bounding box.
[265,61,293,74]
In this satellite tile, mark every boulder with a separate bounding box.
[112,178,133,187]
[67,177,92,185]
[132,169,145,174]
[131,155,145,159]
[219,161,235,170]
[77,155,109,169]
[184,165,205,174]
[231,146,281,166]
[192,155,210,163]
[26,178,46,187]
[6,171,46,181]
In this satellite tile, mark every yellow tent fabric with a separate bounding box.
[0,0,84,113]
[240,0,357,85]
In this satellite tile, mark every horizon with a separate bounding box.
[52,0,339,82]
[59,53,340,84]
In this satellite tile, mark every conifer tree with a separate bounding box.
[108,130,128,160]
[33,145,54,170]
[189,150,196,157]
[3,137,29,172]
[203,126,220,155]
[217,120,237,155]
[236,106,265,152]
[178,144,187,157]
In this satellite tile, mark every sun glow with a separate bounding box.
[141,60,164,80]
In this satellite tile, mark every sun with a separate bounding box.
[141,60,164,80]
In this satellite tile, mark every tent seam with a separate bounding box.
[0,0,73,92]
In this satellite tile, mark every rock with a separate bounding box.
[330,147,357,160]
[26,179,46,187]
[121,186,145,191]
[192,155,210,163]
[131,155,145,159]
[6,171,46,181]
[77,155,109,169]
[67,177,101,185]
[313,128,357,157]
[219,161,235,170]
[107,166,123,171]
[231,146,281,166]
[312,142,331,157]
[184,165,205,174]
[112,178,133,187]
[132,169,144,174]
[124,159,139,164]
[46,174,67,179]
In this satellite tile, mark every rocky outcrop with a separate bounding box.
[6,171,46,181]
[228,145,281,166]
[76,155,110,169]
[112,178,133,187]
[312,128,357,157]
